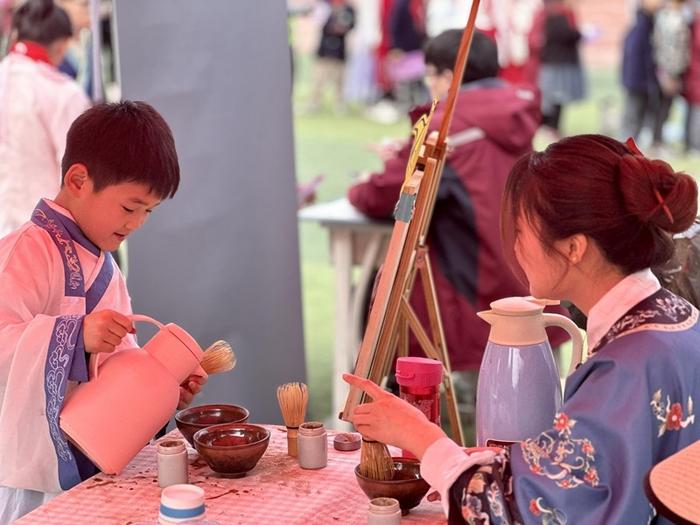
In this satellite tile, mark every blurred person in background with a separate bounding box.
[0,0,90,238]
[684,0,700,154]
[306,0,356,114]
[0,0,13,54]
[364,0,399,123]
[652,0,691,155]
[496,0,543,87]
[343,0,382,106]
[56,0,91,93]
[366,0,428,123]
[530,0,586,136]
[620,0,663,144]
[386,0,428,110]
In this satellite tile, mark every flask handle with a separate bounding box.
[542,313,584,376]
[90,314,164,380]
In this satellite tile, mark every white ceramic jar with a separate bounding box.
[157,439,189,488]
[158,484,206,524]
[367,497,402,525]
[297,421,328,469]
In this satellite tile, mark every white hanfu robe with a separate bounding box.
[0,48,90,238]
[0,199,136,523]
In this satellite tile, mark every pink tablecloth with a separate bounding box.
[16,426,445,524]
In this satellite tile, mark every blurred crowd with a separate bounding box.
[293,0,700,154]
[293,0,589,136]
[622,0,700,156]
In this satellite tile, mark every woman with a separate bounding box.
[0,0,90,239]
[345,134,700,524]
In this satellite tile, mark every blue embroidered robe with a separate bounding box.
[450,289,700,525]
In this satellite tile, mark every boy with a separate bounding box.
[0,101,204,523]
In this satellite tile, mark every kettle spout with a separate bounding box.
[477,309,497,326]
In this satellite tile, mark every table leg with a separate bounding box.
[331,229,353,428]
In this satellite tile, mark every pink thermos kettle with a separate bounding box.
[60,314,207,474]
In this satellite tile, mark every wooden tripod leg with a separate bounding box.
[415,250,465,446]
[377,329,400,388]
[400,299,464,445]
[397,312,409,358]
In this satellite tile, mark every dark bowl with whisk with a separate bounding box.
[354,458,430,514]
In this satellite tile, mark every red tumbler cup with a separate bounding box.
[395,357,443,457]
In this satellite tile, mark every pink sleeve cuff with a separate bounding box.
[420,437,498,516]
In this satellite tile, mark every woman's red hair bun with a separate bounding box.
[618,153,697,234]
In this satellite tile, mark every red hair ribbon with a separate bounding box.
[654,189,675,225]
[625,137,644,156]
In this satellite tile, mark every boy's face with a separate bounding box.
[71,175,161,252]
[425,65,453,101]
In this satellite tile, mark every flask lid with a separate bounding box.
[490,296,542,315]
[395,357,443,387]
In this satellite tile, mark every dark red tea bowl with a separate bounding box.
[175,404,250,446]
[354,458,430,515]
[193,423,270,478]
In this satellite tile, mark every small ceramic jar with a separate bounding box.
[367,497,401,525]
[158,484,206,524]
[297,421,327,469]
[157,439,189,488]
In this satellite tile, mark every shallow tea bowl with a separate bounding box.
[354,457,430,515]
[193,423,270,478]
[175,404,250,446]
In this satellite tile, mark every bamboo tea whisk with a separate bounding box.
[201,340,236,375]
[359,438,394,481]
[276,382,308,457]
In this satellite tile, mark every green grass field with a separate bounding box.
[294,61,700,420]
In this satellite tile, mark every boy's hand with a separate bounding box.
[83,310,134,354]
[178,375,207,409]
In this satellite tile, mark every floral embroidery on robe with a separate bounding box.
[519,413,598,490]
[650,390,695,436]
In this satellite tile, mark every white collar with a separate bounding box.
[42,198,76,221]
[586,268,661,353]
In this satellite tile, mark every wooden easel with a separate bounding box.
[341,0,482,447]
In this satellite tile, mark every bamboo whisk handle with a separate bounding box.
[286,426,299,457]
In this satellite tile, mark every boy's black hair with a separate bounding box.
[13,0,72,46]
[62,101,180,200]
[423,29,499,84]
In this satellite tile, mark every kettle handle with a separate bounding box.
[128,314,164,328]
[89,314,164,379]
[542,313,584,377]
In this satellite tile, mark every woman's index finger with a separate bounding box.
[342,373,387,399]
